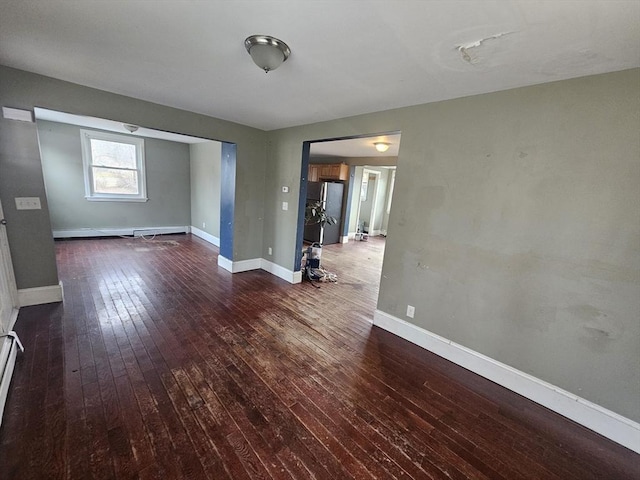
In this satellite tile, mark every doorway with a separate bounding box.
[355,169,380,239]
[296,132,401,291]
[33,108,232,259]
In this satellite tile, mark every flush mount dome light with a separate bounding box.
[123,124,139,133]
[374,142,390,153]
[245,35,291,73]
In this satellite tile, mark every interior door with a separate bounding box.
[0,200,19,334]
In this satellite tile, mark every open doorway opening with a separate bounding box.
[296,132,400,290]
[33,107,235,266]
[353,166,396,240]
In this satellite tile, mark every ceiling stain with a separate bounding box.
[456,32,514,65]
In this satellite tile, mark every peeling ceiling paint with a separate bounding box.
[457,32,514,64]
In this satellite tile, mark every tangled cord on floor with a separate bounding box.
[304,265,338,288]
[308,267,337,283]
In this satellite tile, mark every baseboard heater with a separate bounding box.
[0,332,23,428]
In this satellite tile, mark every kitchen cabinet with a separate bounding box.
[308,163,348,181]
[308,164,319,182]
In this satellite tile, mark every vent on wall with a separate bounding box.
[2,107,33,123]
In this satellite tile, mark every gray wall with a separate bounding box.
[265,69,640,422]
[38,120,191,231]
[190,141,222,238]
[1,63,638,424]
[0,65,266,289]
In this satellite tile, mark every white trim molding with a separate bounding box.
[261,259,302,284]
[18,282,64,307]
[80,129,147,202]
[217,255,233,272]
[373,309,640,454]
[217,256,302,284]
[217,256,261,274]
[53,226,189,238]
[190,226,220,247]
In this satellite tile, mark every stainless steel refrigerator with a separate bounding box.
[304,181,344,245]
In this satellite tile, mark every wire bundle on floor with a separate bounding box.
[307,266,337,283]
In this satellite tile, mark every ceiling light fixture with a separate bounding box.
[123,124,139,133]
[245,35,291,73]
[374,142,390,153]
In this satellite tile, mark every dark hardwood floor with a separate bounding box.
[0,234,637,479]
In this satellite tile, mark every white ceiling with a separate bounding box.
[1,1,638,132]
[311,134,401,158]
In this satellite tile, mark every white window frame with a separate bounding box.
[80,129,147,202]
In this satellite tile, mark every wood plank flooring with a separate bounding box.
[0,234,638,479]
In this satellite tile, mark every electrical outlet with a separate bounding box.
[202,222,206,229]
[282,201,288,211]
[268,247,272,255]
[406,305,415,318]
[15,197,41,210]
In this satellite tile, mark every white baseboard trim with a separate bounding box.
[190,226,220,247]
[340,236,349,244]
[53,226,189,238]
[217,255,233,272]
[133,226,189,237]
[217,256,302,284]
[217,256,261,274]
[373,309,640,454]
[18,281,64,307]
[261,259,302,284]
[232,258,262,273]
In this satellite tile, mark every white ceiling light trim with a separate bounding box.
[244,35,291,73]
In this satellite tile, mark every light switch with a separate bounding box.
[282,202,288,211]
[282,186,289,193]
[15,197,41,210]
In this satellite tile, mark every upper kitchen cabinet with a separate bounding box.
[308,163,348,182]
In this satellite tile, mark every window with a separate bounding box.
[81,129,147,202]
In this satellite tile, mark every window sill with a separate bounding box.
[85,196,148,203]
